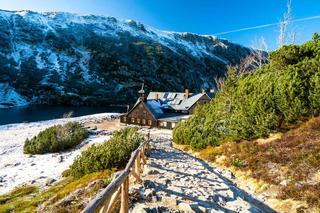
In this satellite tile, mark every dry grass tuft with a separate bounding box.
[0,170,113,213]
[196,116,320,209]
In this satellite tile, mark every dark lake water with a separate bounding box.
[0,105,127,126]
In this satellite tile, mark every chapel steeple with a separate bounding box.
[138,83,146,101]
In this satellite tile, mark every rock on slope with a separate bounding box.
[0,10,252,107]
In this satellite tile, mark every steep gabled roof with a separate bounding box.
[145,100,164,119]
[173,93,204,110]
[124,99,163,120]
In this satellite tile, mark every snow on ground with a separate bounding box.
[0,113,119,194]
[76,48,93,82]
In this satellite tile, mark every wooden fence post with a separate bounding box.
[120,176,129,213]
[99,199,110,213]
[105,188,121,213]
[135,152,141,175]
[141,146,147,165]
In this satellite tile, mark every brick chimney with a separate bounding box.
[156,93,160,100]
[185,89,189,98]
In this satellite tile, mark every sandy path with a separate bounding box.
[132,135,276,213]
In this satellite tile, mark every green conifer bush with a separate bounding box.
[69,127,144,178]
[24,122,88,154]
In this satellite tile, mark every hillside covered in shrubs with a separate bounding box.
[24,122,88,154]
[69,127,144,178]
[173,33,320,150]
[197,116,320,209]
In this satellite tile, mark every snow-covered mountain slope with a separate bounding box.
[0,83,28,108]
[0,10,252,107]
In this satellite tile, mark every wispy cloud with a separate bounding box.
[213,15,320,36]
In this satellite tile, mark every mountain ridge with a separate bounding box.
[0,9,252,107]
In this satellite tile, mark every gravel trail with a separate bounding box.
[131,134,276,213]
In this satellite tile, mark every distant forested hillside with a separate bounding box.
[173,33,320,149]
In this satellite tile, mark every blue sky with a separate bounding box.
[0,0,319,50]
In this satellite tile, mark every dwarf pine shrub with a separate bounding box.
[24,122,88,154]
[173,33,320,149]
[69,127,144,178]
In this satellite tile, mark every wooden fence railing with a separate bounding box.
[82,136,150,213]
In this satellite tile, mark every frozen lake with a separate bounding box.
[0,105,126,125]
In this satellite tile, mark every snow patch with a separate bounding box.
[35,52,46,69]
[75,48,92,82]
[15,10,28,17]
[10,43,34,69]
[0,83,29,108]
[48,52,65,80]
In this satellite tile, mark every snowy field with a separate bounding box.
[0,113,119,194]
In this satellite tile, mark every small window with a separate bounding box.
[123,116,127,122]
[148,120,152,125]
[172,122,176,128]
[137,118,141,124]
[142,119,146,125]
[160,121,167,127]
[131,118,135,123]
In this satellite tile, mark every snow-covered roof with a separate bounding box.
[125,91,213,120]
[147,91,211,112]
